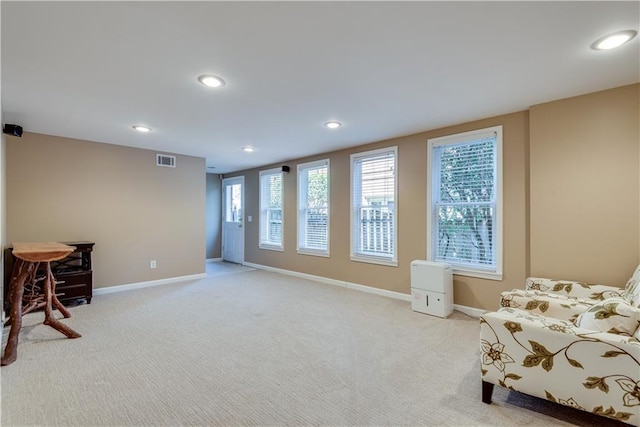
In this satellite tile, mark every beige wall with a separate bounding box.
[6,132,206,288]
[530,84,640,286]
[230,111,529,310]
[231,84,639,310]
[206,173,222,259]
[3,84,637,311]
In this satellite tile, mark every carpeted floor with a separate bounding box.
[1,263,627,426]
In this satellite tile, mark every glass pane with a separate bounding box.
[352,150,395,258]
[304,207,328,249]
[268,208,282,244]
[358,206,394,255]
[225,183,242,223]
[435,204,495,267]
[438,139,495,204]
[300,164,328,251]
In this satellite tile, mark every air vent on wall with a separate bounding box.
[156,154,176,168]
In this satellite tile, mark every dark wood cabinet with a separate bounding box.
[3,241,94,315]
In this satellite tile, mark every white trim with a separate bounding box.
[297,158,330,256]
[451,268,503,281]
[206,258,222,263]
[426,125,503,279]
[428,127,499,147]
[453,304,487,318]
[243,262,488,316]
[94,264,487,316]
[259,168,284,250]
[222,176,245,264]
[350,146,398,266]
[297,249,330,258]
[350,255,398,267]
[93,273,206,296]
[346,280,410,301]
[258,244,284,252]
[243,261,409,302]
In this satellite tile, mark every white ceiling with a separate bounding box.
[2,1,638,174]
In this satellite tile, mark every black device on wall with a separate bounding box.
[3,124,23,137]
[282,166,290,173]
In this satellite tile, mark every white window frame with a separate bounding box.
[427,126,503,280]
[297,159,330,257]
[350,146,398,267]
[259,167,284,251]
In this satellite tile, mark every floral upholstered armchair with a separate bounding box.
[480,264,640,425]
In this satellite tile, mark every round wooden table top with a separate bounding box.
[12,242,75,262]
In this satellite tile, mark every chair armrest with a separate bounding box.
[481,308,640,425]
[525,277,623,300]
[500,290,594,323]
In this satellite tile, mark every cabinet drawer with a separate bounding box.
[55,272,92,301]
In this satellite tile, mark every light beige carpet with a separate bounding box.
[1,263,626,426]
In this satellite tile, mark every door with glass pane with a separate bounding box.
[222,177,244,264]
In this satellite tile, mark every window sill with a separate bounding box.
[350,255,398,267]
[259,244,284,252]
[297,249,330,258]
[451,268,502,281]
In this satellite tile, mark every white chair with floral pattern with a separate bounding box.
[481,264,640,425]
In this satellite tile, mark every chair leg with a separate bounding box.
[482,381,494,404]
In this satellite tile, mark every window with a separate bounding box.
[224,182,242,223]
[427,126,503,280]
[297,159,330,256]
[259,168,284,250]
[350,147,397,266]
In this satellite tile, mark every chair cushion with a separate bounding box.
[525,277,623,300]
[500,289,594,323]
[574,297,640,337]
[623,264,640,307]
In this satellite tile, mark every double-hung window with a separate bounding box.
[297,159,330,256]
[350,147,397,266]
[259,168,284,250]
[427,126,502,279]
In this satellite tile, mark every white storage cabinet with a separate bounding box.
[410,260,453,318]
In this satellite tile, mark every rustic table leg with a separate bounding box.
[1,259,33,366]
[50,275,72,319]
[42,263,81,339]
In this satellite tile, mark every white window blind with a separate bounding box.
[259,168,283,250]
[298,159,329,256]
[428,126,502,279]
[350,147,397,265]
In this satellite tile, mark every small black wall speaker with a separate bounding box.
[3,124,23,137]
[282,165,290,173]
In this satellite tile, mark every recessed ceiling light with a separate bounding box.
[132,125,151,132]
[325,121,342,129]
[242,146,255,152]
[591,30,637,50]
[198,75,226,88]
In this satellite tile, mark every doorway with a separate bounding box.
[222,176,244,264]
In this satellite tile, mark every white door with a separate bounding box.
[222,177,245,264]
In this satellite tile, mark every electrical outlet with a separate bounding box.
[150,260,157,269]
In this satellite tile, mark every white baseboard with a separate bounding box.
[92,262,487,316]
[94,273,207,296]
[345,281,412,301]
[453,304,487,318]
[243,262,409,302]
[243,261,486,316]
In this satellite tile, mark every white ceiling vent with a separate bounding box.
[156,154,176,168]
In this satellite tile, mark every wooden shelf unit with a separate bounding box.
[3,241,94,315]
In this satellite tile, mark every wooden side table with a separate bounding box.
[2,242,82,366]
